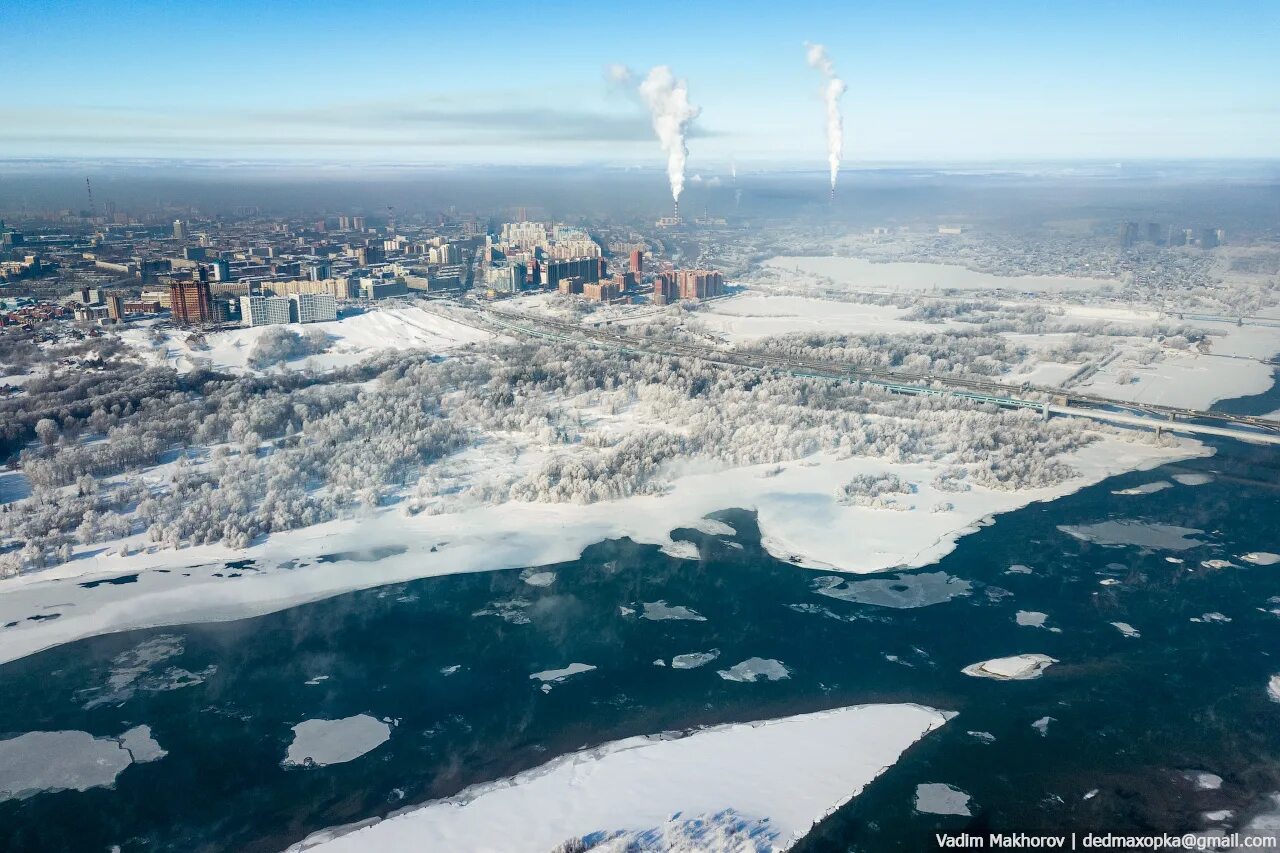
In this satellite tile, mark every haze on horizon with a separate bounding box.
[3,0,1277,166]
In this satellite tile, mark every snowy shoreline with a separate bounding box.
[0,435,1207,666]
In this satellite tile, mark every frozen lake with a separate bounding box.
[765,255,1118,293]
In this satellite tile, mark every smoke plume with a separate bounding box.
[804,42,847,191]
[636,66,701,202]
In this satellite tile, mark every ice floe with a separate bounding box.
[811,571,972,609]
[1111,622,1141,638]
[0,725,166,802]
[1173,473,1215,486]
[1032,716,1055,736]
[1059,521,1207,551]
[1015,611,1061,632]
[671,650,720,670]
[519,569,557,587]
[1268,675,1280,704]
[1241,552,1280,566]
[1187,772,1224,791]
[285,703,954,853]
[1202,559,1238,570]
[1006,564,1034,575]
[529,663,596,684]
[638,601,706,622]
[1190,612,1232,624]
[914,783,973,816]
[967,731,996,744]
[79,634,215,710]
[471,598,533,624]
[1111,481,1173,496]
[659,540,701,561]
[118,725,167,764]
[685,517,737,537]
[962,653,1057,681]
[717,658,790,683]
[282,715,392,768]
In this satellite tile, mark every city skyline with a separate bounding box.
[4,0,1278,165]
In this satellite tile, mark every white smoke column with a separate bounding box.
[804,42,847,191]
[637,66,701,203]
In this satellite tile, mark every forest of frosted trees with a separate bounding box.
[0,328,1165,576]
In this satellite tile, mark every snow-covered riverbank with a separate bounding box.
[0,435,1206,666]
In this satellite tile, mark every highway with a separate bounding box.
[462,304,1280,447]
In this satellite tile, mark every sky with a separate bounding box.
[2,0,1277,168]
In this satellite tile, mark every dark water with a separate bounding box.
[1213,367,1280,418]
[0,440,1278,853]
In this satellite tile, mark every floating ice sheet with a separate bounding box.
[962,654,1057,681]
[671,650,720,670]
[914,783,972,816]
[529,663,596,684]
[811,571,972,609]
[718,658,790,683]
[639,601,706,622]
[0,725,167,802]
[282,715,391,768]
[1058,521,1208,551]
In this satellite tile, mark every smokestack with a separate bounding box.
[636,66,701,205]
[673,199,680,222]
[804,43,848,195]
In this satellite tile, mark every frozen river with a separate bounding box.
[765,255,1118,293]
[1,433,1278,851]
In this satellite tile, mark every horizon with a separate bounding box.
[4,0,1277,166]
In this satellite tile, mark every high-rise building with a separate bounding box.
[209,258,231,281]
[1118,222,1139,248]
[1199,228,1221,249]
[239,295,292,327]
[105,293,125,322]
[583,280,620,303]
[630,249,644,276]
[169,273,214,325]
[265,278,356,300]
[1145,222,1162,245]
[172,219,186,240]
[487,263,526,294]
[435,243,461,265]
[500,221,549,251]
[652,273,678,305]
[675,269,725,300]
[557,276,585,296]
[540,257,605,289]
[289,293,337,324]
[360,278,408,300]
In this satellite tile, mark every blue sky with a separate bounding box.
[3,0,1277,166]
